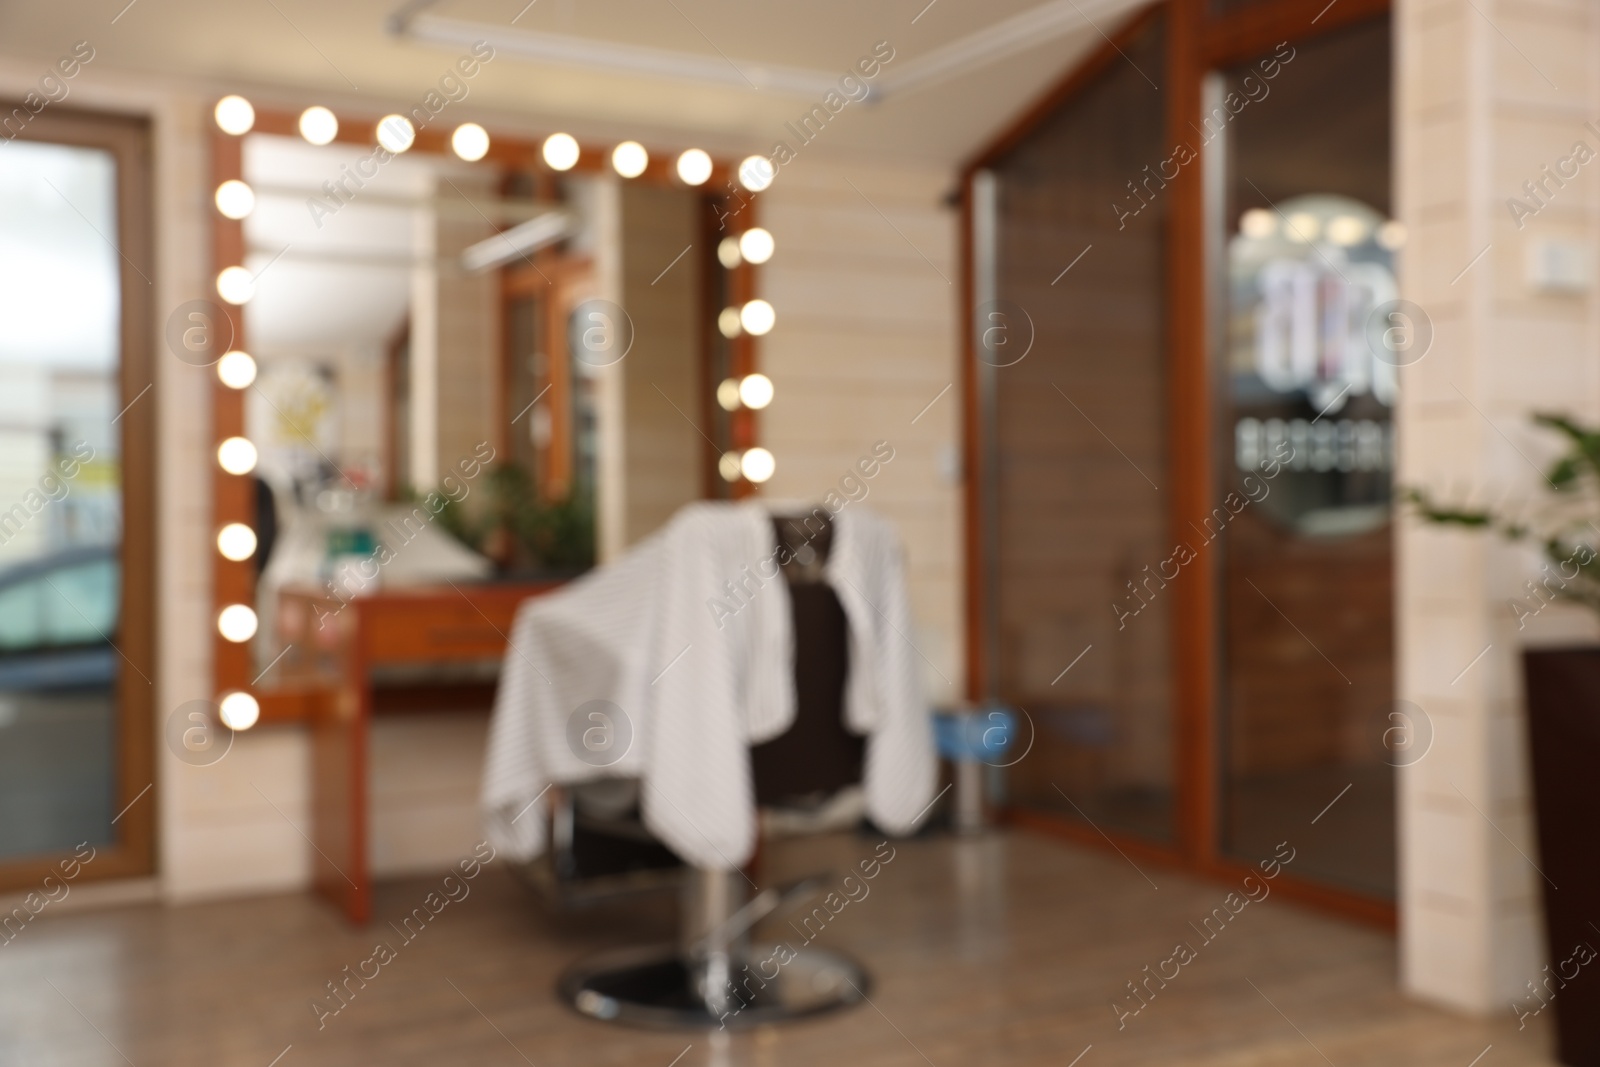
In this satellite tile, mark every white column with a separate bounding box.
[1396,0,1600,1011]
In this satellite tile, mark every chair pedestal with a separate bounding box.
[557,869,870,1029]
[557,942,870,1029]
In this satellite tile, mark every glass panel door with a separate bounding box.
[0,140,125,861]
[1211,18,1397,897]
[985,14,1175,843]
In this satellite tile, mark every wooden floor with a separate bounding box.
[0,830,1556,1066]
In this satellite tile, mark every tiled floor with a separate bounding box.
[0,830,1556,1066]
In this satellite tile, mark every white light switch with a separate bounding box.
[1526,239,1593,295]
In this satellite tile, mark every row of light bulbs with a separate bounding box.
[712,216,778,482]
[197,338,263,730]
[214,94,778,190]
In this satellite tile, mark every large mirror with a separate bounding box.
[221,119,760,685]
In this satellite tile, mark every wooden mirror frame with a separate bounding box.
[208,105,764,723]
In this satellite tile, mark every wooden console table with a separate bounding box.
[264,581,560,923]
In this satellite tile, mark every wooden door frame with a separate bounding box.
[959,0,1395,928]
[0,104,157,890]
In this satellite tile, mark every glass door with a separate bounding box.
[1209,17,1397,897]
[980,11,1177,844]
[0,108,154,886]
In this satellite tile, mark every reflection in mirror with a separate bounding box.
[238,131,723,680]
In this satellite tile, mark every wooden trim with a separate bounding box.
[211,125,254,703]
[960,4,1163,180]
[0,105,157,890]
[728,198,759,501]
[1199,0,1390,68]
[1166,0,1214,870]
[959,178,982,700]
[698,194,724,499]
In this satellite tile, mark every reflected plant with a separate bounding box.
[412,461,594,575]
[1408,413,1600,616]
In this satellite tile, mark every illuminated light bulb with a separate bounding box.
[612,141,648,179]
[717,237,742,269]
[377,114,416,153]
[738,228,774,265]
[216,436,258,475]
[219,691,260,731]
[740,447,775,483]
[216,350,257,389]
[1285,212,1320,243]
[1377,220,1406,251]
[1327,215,1369,246]
[216,266,254,305]
[214,95,255,136]
[738,155,774,192]
[452,122,490,162]
[738,373,774,410]
[716,377,742,412]
[216,522,258,561]
[214,180,255,220]
[1239,208,1276,239]
[717,307,743,339]
[217,604,259,643]
[739,299,775,337]
[299,106,338,146]
[543,132,580,171]
[677,148,712,186]
[719,450,744,482]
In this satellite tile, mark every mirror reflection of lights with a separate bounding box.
[716,377,742,412]
[452,123,490,162]
[717,307,743,339]
[676,148,712,186]
[1285,212,1320,243]
[740,447,775,483]
[217,436,258,475]
[298,106,338,146]
[216,266,254,305]
[718,450,744,482]
[738,228,774,265]
[717,237,742,269]
[739,299,775,336]
[216,350,257,389]
[214,95,255,136]
[1326,215,1369,246]
[217,604,259,643]
[219,691,260,731]
[216,523,258,561]
[738,373,773,410]
[738,155,774,192]
[1239,208,1276,239]
[612,141,648,178]
[214,180,255,220]
[542,132,579,171]
[377,114,416,154]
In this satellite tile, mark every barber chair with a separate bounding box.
[551,514,875,1028]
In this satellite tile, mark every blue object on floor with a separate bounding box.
[933,704,1017,762]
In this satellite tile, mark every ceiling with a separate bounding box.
[0,0,1148,168]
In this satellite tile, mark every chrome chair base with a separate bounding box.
[557,943,870,1030]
